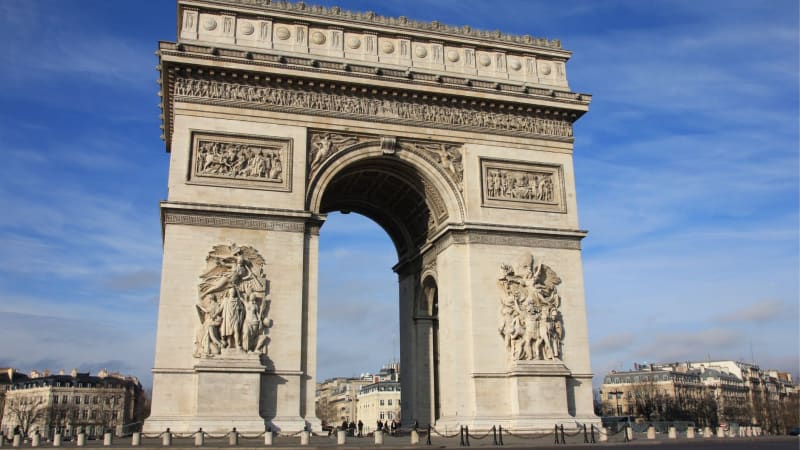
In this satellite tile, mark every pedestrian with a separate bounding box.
[376,420,383,432]
[391,419,397,435]
[349,421,355,436]
[357,420,363,437]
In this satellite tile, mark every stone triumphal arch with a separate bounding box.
[145,0,596,433]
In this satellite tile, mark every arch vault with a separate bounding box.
[146,0,597,433]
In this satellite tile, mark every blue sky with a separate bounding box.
[0,0,797,389]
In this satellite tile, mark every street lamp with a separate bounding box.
[609,390,623,416]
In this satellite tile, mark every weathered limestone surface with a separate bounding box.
[146,0,596,433]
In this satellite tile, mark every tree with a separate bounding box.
[6,399,47,437]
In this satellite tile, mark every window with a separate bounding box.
[93,396,98,404]
[54,396,59,404]
[380,400,384,406]
[84,395,89,404]
[607,393,612,400]
[388,412,393,419]
[634,376,639,382]
[82,409,88,419]
[75,396,81,404]
[388,400,392,406]
[62,395,68,404]
[91,410,97,419]
[380,412,384,420]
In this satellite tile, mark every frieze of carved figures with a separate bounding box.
[195,139,283,182]
[497,254,564,361]
[193,243,273,358]
[174,77,573,139]
[486,168,555,203]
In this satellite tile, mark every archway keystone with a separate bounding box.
[146,0,597,434]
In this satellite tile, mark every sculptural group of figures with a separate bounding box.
[193,244,273,358]
[195,140,283,182]
[486,169,555,203]
[497,254,564,361]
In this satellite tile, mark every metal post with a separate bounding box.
[195,428,204,447]
[162,428,172,447]
[426,425,431,446]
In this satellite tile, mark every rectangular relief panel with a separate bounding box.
[188,132,292,192]
[481,158,566,213]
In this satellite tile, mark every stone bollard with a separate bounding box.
[703,427,712,438]
[410,430,419,445]
[668,426,676,439]
[716,427,725,438]
[131,432,141,446]
[195,429,204,447]
[599,427,608,442]
[374,431,384,445]
[11,435,20,448]
[299,431,310,446]
[103,432,113,446]
[77,432,86,447]
[53,432,62,447]
[162,429,172,447]
[31,433,40,447]
[336,430,346,445]
[625,426,634,441]
[229,428,238,446]
[646,425,655,440]
[686,427,695,439]
[264,431,273,447]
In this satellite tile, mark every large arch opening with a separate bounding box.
[312,150,455,428]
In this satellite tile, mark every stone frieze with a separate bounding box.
[175,77,574,140]
[189,132,292,191]
[481,159,566,213]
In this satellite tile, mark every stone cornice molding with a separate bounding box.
[159,58,587,150]
[160,201,311,236]
[394,224,586,275]
[184,0,565,52]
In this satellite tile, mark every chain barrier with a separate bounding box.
[431,426,461,438]
[467,428,492,440]
[238,431,266,438]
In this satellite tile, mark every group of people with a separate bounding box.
[333,419,402,436]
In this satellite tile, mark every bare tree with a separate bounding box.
[6,399,47,437]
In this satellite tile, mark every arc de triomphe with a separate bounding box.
[144,0,597,433]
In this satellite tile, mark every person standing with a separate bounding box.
[357,420,363,437]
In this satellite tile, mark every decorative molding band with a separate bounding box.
[434,229,582,255]
[200,0,563,50]
[173,76,574,140]
[481,158,566,213]
[189,131,292,191]
[163,209,306,232]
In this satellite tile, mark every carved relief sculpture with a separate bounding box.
[413,142,464,190]
[189,133,292,191]
[497,253,564,361]
[174,77,574,139]
[481,159,565,212]
[193,243,273,358]
[309,132,361,172]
